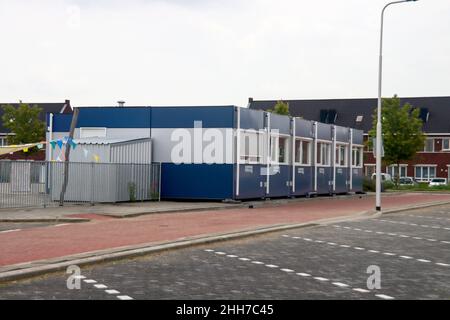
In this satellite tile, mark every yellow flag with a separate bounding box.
[23,148,29,153]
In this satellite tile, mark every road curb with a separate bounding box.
[0,218,90,223]
[0,198,449,283]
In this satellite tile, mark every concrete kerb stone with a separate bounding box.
[0,218,90,223]
[1,197,449,283]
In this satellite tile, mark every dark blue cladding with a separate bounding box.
[49,113,73,132]
[160,163,234,200]
[76,107,152,128]
[352,129,364,145]
[335,168,349,193]
[151,106,235,128]
[335,126,349,142]
[295,118,314,138]
[316,122,332,140]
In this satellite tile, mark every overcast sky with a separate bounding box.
[1,0,449,107]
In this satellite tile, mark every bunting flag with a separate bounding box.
[50,141,57,149]
[57,140,64,149]
[93,154,100,163]
[37,143,44,149]
[23,148,29,153]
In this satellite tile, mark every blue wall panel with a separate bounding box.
[294,166,313,196]
[161,163,234,200]
[316,122,332,141]
[240,108,265,130]
[76,107,152,128]
[295,119,314,138]
[335,168,349,194]
[317,167,332,194]
[352,129,364,145]
[335,126,349,142]
[236,164,265,199]
[152,106,235,128]
[351,168,364,193]
[270,113,291,135]
[267,165,291,197]
[50,113,73,132]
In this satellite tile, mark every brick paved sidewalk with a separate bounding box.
[1,193,449,268]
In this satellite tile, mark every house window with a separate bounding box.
[415,166,436,182]
[442,139,450,151]
[424,139,434,152]
[352,147,363,168]
[317,142,331,166]
[0,137,7,147]
[365,165,375,177]
[387,165,408,178]
[240,131,263,163]
[295,139,311,165]
[335,145,348,167]
[270,136,289,164]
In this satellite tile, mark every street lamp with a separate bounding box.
[376,0,418,211]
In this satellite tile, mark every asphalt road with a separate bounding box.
[0,205,449,300]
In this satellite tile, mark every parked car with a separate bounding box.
[371,173,392,182]
[429,178,447,187]
[398,177,417,186]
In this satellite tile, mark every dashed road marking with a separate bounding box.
[284,235,449,268]
[81,276,133,300]
[405,214,450,222]
[94,284,108,289]
[333,225,450,245]
[252,261,264,265]
[117,295,134,300]
[83,279,97,284]
[227,255,238,258]
[105,290,120,295]
[206,249,394,300]
[376,219,449,231]
[376,294,395,300]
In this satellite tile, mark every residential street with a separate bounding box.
[1,205,449,300]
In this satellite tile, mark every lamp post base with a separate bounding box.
[376,206,382,212]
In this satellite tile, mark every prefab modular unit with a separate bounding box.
[48,106,364,201]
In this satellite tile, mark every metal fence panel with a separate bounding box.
[0,160,161,209]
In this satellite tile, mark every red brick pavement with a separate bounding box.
[1,193,449,267]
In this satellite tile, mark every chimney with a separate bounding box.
[61,99,72,113]
[118,100,125,107]
[247,97,254,108]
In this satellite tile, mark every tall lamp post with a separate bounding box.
[376,0,418,211]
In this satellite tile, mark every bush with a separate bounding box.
[363,177,395,192]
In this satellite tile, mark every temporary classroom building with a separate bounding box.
[47,106,364,201]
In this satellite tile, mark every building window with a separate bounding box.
[335,144,348,167]
[270,136,289,164]
[317,142,331,166]
[352,147,363,168]
[442,139,450,151]
[0,137,7,147]
[387,165,408,178]
[365,165,375,177]
[295,139,311,165]
[424,139,434,152]
[240,131,263,163]
[415,166,436,182]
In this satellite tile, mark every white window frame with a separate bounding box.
[335,143,348,167]
[423,138,435,153]
[352,146,363,168]
[294,138,312,166]
[79,127,107,139]
[414,165,437,182]
[239,130,264,164]
[270,134,290,165]
[442,138,450,151]
[316,141,331,166]
[386,164,408,178]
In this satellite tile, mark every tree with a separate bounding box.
[268,100,290,116]
[1,103,46,146]
[368,95,425,186]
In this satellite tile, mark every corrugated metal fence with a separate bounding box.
[0,161,161,209]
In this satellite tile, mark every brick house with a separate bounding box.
[0,100,72,160]
[248,96,450,183]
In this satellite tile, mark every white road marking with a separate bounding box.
[313,277,329,281]
[54,224,70,227]
[332,282,349,288]
[117,295,134,300]
[252,261,264,265]
[83,279,97,284]
[74,275,86,279]
[215,252,226,255]
[353,288,370,293]
[206,250,394,300]
[94,284,108,289]
[289,236,449,268]
[227,255,238,258]
[436,263,450,267]
[105,290,120,295]
[376,294,395,300]
[376,219,448,230]
[204,249,214,252]
[340,245,351,248]
[327,242,337,246]
[334,225,449,245]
